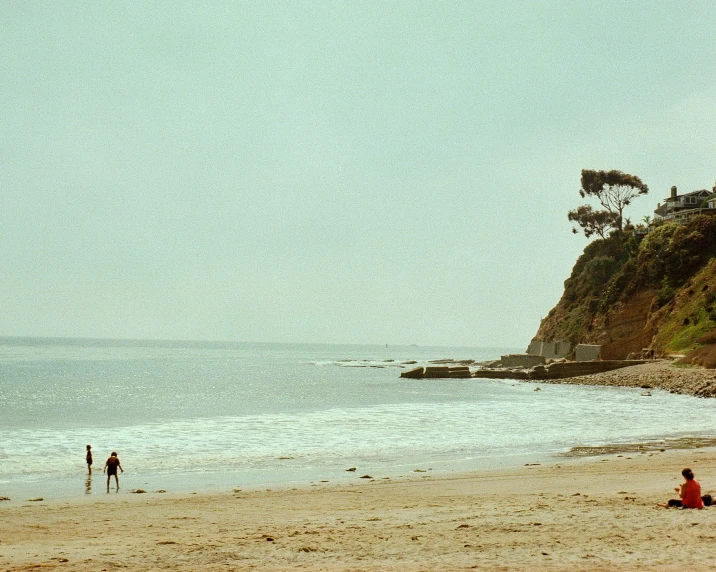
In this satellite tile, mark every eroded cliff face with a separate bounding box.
[534,216,716,359]
[535,288,658,359]
[593,289,659,359]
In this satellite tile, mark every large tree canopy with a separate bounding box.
[577,169,649,233]
[567,205,619,239]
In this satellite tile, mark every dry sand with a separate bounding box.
[2,448,716,571]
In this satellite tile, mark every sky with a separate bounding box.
[2,2,716,348]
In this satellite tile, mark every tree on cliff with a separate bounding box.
[567,205,619,238]
[569,169,649,236]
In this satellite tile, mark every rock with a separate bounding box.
[472,368,530,380]
[423,366,450,378]
[411,365,473,378]
[447,366,472,378]
[529,365,548,379]
[400,367,424,379]
[501,354,546,368]
[475,359,502,368]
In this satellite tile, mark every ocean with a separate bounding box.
[1,337,715,499]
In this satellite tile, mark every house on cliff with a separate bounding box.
[653,185,716,223]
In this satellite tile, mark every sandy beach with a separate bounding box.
[2,446,716,571]
[3,360,716,571]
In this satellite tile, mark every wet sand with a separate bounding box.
[2,447,716,571]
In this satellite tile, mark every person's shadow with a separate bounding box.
[85,475,92,495]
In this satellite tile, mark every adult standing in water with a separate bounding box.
[103,451,124,492]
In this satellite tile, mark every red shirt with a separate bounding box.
[682,479,704,509]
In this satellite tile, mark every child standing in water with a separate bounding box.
[86,444,93,475]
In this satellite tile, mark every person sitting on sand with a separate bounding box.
[103,451,124,491]
[86,444,93,475]
[667,468,705,508]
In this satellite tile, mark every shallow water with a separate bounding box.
[1,337,715,499]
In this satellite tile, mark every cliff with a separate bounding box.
[534,215,716,365]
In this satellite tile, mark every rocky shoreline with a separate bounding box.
[401,359,716,398]
[534,359,716,398]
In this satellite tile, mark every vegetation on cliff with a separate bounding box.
[568,169,649,237]
[537,179,716,365]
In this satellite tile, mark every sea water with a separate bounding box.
[1,337,715,499]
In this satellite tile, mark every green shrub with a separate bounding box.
[581,256,617,287]
[655,278,676,308]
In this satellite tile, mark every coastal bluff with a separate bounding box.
[533,214,716,365]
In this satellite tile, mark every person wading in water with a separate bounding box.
[86,444,93,475]
[103,451,124,492]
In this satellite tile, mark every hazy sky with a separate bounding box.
[2,2,715,347]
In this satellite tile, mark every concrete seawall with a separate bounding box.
[527,360,646,380]
[401,360,646,380]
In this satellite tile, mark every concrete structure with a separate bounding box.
[575,344,601,361]
[472,360,645,381]
[402,358,643,381]
[473,368,530,380]
[527,340,572,359]
[528,360,644,380]
[500,354,546,368]
[400,366,425,379]
[400,366,472,379]
[423,366,471,378]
